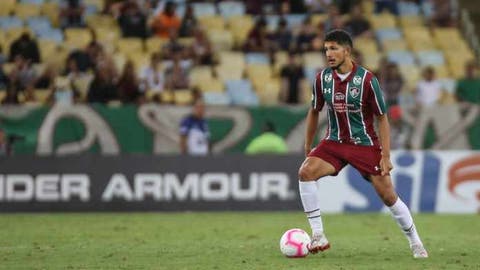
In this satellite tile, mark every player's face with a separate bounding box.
[324,41,350,70]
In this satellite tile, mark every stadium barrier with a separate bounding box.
[0,151,478,213]
[0,104,479,155]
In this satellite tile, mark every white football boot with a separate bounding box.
[411,243,429,258]
[308,232,330,254]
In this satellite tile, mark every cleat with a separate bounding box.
[308,232,330,254]
[411,244,428,258]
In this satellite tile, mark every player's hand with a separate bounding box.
[304,145,312,157]
[379,156,393,176]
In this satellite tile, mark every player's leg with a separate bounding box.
[369,174,428,258]
[298,153,340,253]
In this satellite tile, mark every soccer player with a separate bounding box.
[298,29,428,258]
[179,98,210,156]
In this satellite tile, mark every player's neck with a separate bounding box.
[336,59,354,75]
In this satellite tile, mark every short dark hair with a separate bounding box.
[324,29,353,48]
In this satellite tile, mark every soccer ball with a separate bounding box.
[279,228,311,257]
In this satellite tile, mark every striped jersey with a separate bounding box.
[312,62,387,146]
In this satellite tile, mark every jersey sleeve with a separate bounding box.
[365,75,387,115]
[311,71,325,111]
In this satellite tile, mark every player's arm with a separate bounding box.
[368,75,393,176]
[305,73,324,156]
[304,108,320,156]
[377,114,393,176]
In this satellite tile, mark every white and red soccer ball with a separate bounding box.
[279,228,311,257]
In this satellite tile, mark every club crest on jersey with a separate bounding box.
[324,73,332,83]
[353,75,362,86]
[334,92,345,101]
[349,87,360,98]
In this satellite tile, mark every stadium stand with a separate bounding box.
[0,0,476,108]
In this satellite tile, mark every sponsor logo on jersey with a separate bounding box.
[325,73,332,83]
[334,92,345,101]
[323,87,331,94]
[353,75,362,86]
[349,87,360,98]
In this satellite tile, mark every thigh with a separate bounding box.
[347,144,383,178]
[308,140,347,175]
[299,156,337,181]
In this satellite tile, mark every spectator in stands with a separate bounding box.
[118,1,147,38]
[389,105,411,149]
[243,17,269,52]
[117,60,142,104]
[179,4,197,37]
[304,0,333,13]
[87,65,118,103]
[269,18,293,51]
[415,66,442,108]
[280,52,305,104]
[165,54,189,90]
[162,31,186,60]
[9,55,36,91]
[179,98,210,156]
[151,1,181,39]
[374,0,399,15]
[344,3,373,39]
[323,4,344,32]
[352,48,364,66]
[380,62,404,107]
[1,83,20,105]
[311,22,326,51]
[0,54,9,90]
[284,0,307,14]
[190,28,214,65]
[245,121,288,154]
[48,76,78,105]
[8,33,40,63]
[456,60,480,104]
[34,63,57,90]
[296,17,316,52]
[431,0,457,27]
[60,0,86,28]
[141,52,165,93]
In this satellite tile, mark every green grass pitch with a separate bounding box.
[0,212,478,269]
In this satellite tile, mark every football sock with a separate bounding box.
[299,181,324,235]
[389,198,422,246]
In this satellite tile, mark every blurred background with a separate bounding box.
[0,0,478,214]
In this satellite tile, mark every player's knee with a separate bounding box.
[298,165,316,181]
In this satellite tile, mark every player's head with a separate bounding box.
[192,98,205,118]
[324,29,353,70]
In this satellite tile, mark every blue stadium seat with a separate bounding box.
[245,53,270,65]
[218,1,245,18]
[416,50,445,67]
[388,50,416,66]
[27,16,51,33]
[0,16,23,30]
[421,1,434,18]
[375,28,402,42]
[192,3,216,17]
[203,92,232,105]
[398,1,420,16]
[265,15,280,32]
[37,29,63,43]
[285,14,306,28]
[225,79,259,106]
[304,67,318,85]
[20,0,44,4]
